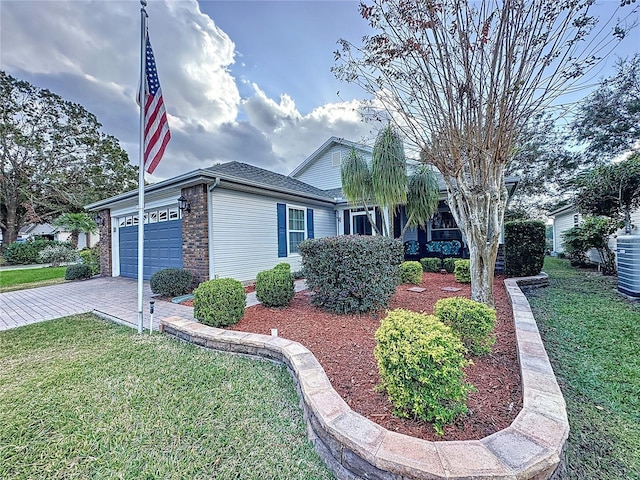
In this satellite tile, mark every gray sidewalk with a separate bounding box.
[0,276,307,332]
[0,277,194,332]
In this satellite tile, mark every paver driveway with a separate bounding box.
[0,277,195,331]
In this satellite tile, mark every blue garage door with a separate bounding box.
[119,220,182,279]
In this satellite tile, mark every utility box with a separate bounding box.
[617,235,640,298]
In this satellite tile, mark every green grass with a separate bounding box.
[525,258,640,479]
[0,266,67,292]
[0,315,334,479]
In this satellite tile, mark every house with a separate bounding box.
[550,203,640,262]
[16,223,98,250]
[86,137,518,284]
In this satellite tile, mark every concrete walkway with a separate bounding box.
[0,276,307,332]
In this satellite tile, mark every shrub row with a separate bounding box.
[4,239,72,265]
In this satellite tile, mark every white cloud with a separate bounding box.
[0,0,373,181]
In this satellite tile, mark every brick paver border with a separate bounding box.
[160,274,568,480]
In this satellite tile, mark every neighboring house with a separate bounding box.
[17,223,98,250]
[86,136,518,283]
[550,203,640,263]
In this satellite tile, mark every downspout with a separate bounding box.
[207,178,220,280]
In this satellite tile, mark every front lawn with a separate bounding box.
[0,314,333,480]
[525,258,640,479]
[0,266,67,292]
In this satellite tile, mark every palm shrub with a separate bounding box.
[454,259,471,283]
[39,244,77,266]
[65,264,92,280]
[443,257,456,273]
[434,297,497,356]
[374,309,473,435]
[193,278,246,327]
[399,261,423,284]
[149,268,193,297]
[420,257,441,273]
[299,235,403,314]
[255,266,294,307]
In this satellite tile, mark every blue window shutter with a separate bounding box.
[307,208,314,239]
[343,210,350,235]
[277,203,287,257]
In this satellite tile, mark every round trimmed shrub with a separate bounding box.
[443,257,456,273]
[65,264,92,280]
[255,267,294,307]
[149,268,193,297]
[420,257,441,273]
[399,261,423,284]
[434,297,496,356]
[454,259,471,283]
[193,278,246,327]
[374,309,473,435]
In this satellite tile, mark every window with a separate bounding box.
[168,208,179,220]
[158,210,168,222]
[288,207,305,254]
[351,210,374,235]
[332,151,341,167]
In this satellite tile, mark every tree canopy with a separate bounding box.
[575,153,640,233]
[334,0,635,305]
[572,54,640,162]
[0,71,137,245]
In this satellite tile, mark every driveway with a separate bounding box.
[0,277,195,332]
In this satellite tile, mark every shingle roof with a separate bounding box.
[205,161,336,201]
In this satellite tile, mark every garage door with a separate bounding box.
[119,220,182,279]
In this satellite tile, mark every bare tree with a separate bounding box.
[334,0,637,305]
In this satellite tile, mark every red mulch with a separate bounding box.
[185,273,522,441]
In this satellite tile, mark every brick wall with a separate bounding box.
[97,208,112,277]
[181,184,209,285]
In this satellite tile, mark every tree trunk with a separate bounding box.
[444,172,508,307]
[3,200,20,246]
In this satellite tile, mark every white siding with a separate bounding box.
[211,189,336,282]
[553,211,581,253]
[293,145,371,190]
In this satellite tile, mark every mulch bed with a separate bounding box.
[223,272,522,442]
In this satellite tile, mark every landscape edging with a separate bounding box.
[160,273,568,480]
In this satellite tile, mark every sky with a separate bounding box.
[1,0,639,183]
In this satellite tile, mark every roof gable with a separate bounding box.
[289,136,372,179]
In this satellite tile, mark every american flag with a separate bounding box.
[143,36,170,174]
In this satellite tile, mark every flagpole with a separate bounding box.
[137,0,148,334]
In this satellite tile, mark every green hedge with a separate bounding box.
[454,259,471,283]
[4,239,70,265]
[299,235,403,314]
[65,264,92,280]
[443,257,456,274]
[420,257,441,273]
[149,268,193,297]
[193,278,246,327]
[256,266,294,307]
[399,261,423,284]
[434,297,496,356]
[374,309,473,435]
[504,220,546,277]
